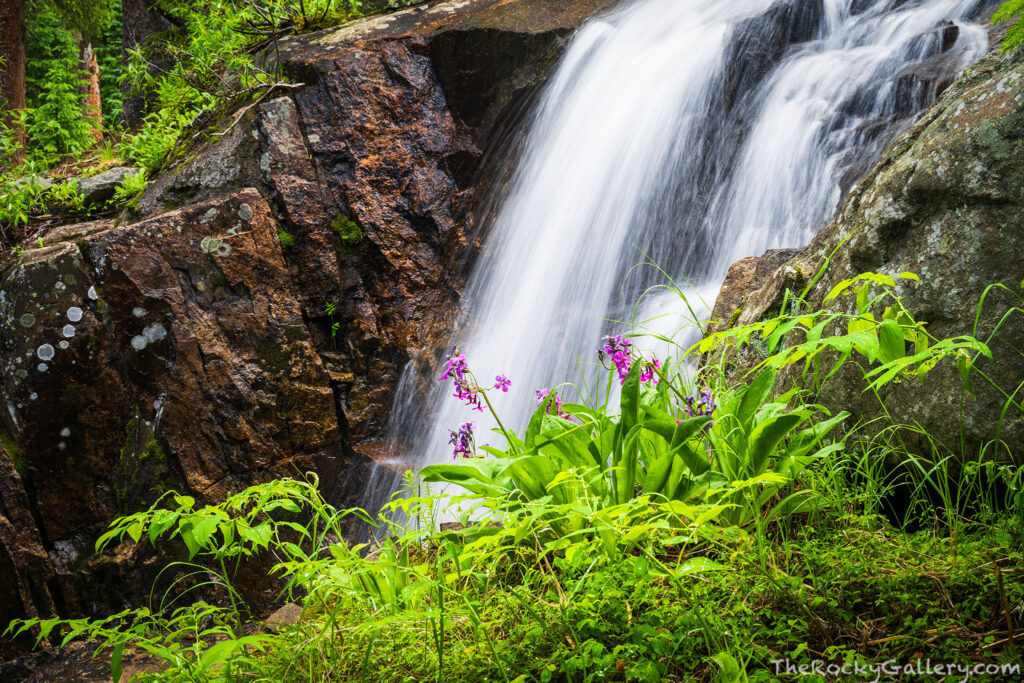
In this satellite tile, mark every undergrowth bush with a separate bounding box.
[995,0,1024,52]
[4,271,1022,681]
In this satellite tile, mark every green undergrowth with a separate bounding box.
[995,1,1024,52]
[223,507,1024,682]
[4,269,1023,681]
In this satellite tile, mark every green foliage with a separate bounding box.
[24,1,97,161]
[118,0,290,171]
[324,301,340,346]
[46,177,88,216]
[112,168,148,209]
[93,0,124,128]
[994,0,1024,51]
[46,0,115,39]
[0,426,26,478]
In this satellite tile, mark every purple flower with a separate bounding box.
[494,374,511,392]
[682,387,716,433]
[599,335,632,358]
[440,346,486,411]
[453,382,486,412]
[639,359,662,384]
[536,388,572,420]
[449,422,475,459]
[441,346,468,381]
[599,335,635,385]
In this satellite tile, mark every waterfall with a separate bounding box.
[365,0,991,507]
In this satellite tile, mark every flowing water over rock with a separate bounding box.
[369,0,991,505]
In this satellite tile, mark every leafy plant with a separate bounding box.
[46,178,89,217]
[0,164,49,231]
[4,271,1021,682]
[332,214,363,251]
[24,2,98,162]
[994,0,1024,51]
[112,168,148,210]
[324,301,340,347]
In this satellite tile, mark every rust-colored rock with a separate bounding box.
[0,190,349,635]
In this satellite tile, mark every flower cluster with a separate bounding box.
[599,335,633,384]
[598,335,661,385]
[639,359,662,384]
[449,422,475,459]
[441,347,512,455]
[682,387,717,431]
[536,388,571,420]
[442,346,484,412]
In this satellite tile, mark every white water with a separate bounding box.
[368,0,990,503]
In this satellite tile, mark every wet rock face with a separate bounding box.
[288,37,473,438]
[0,443,57,661]
[708,48,1024,461]
[0,0,612,651]
[1,190,342,545]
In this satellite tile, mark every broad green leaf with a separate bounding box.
[180,528,200,558]
[620,363,641,431]
[878,318,906,365]
[748,412,807,475]
[126,522,144,544]
[856,283,870,314]
[957,352,975,395]
[737,368,776,435]
[110,640,124,683]
[240,521,274,549]
[643,450,674,494]
[506,455,561,501]
[675,557,728,576]
[148,509,178,546]
[418,463,509,497]
[190,515,220,548]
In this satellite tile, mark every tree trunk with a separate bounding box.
[78,35,104,142]
[0,0,26,162]
[121,0,173,129]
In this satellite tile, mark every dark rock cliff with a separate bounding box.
[0,0,616,656]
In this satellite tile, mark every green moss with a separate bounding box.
[257,339,296,371]
[115,417,170,512]
[331,215,363,252]
[278,229,296,251]
[728,306,744,328]
[0,426,27,478]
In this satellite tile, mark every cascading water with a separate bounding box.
[366,0,991,506]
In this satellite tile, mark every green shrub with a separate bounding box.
[24,0,101,162]
[112,168,148,210]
